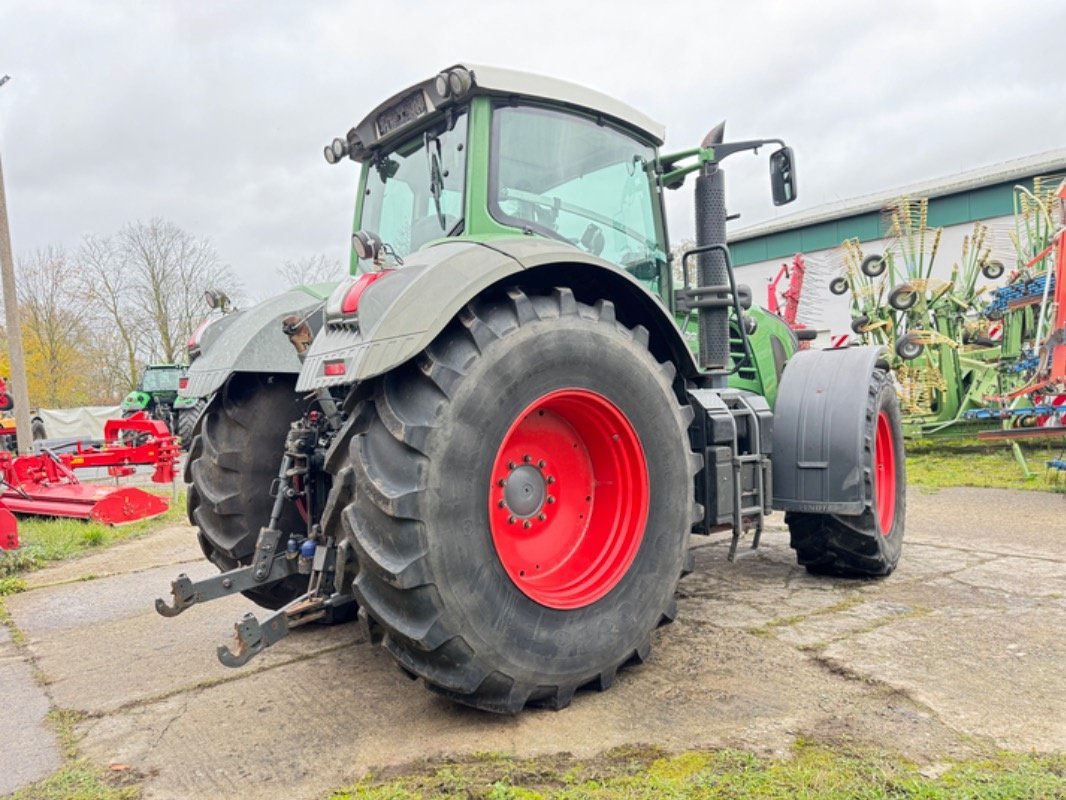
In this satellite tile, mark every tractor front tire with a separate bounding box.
[786,368,905,577]
[186,374,308,609]
[338,288,698,712]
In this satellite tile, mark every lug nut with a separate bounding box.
[497,499,506,508]
[537,513,546,521]
[537,459,546,468]
[523,520,532,529]
[498,478,506,487]
[508,516,516,524]
[508,461,516,470]
[546,496,556,504]
[546,476,555,484]
[523,454,532,463]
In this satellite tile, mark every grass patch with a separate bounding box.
[7,760,142,800]
[5,707,144,799]
[0,488,186,578]
[905,437,1066,493]
[332,741,1066,799]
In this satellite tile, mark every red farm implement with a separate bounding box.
[0,412,177,526]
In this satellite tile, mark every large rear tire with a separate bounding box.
[785,368,905,577]
[186,374,308,609]
[337,288,699,712]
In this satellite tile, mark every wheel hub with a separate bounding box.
[502,464,547,518]
[488,388,649,610]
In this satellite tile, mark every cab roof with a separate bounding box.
[344,63,665,161]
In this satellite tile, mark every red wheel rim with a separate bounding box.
[488,388,649,610]
[874,411,897,535]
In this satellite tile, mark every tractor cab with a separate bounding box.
[326,64,671,300]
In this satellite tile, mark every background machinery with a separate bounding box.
[121,363,203,446]
[158,65,906,713]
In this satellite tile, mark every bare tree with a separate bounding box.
[119,219,239,363]
[80,233,145,392]
[275,253,345,288]
[79,219,241,379]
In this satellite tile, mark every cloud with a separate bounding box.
[1,0,1064,289]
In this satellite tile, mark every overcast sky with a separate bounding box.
[2,0,1065,295]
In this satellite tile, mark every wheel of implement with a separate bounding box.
[338,287,699,713]
[895,333,924,361]
[981,260,1005,280]
[850,314,871,334]
[31,418,46,441]
[786,367,905,576]
[186,374,310,609]
[888,284,918,311]
[860,255,887,277]
[829,277,850,296]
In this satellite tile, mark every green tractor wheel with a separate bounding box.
[337,288,698,712]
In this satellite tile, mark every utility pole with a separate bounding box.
[0,74,33,454]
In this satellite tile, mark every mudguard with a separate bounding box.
[181,287,334,399]
[297,237,699,391]
[771,345,887,515]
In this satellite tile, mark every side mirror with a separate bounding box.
[770,146,797,206]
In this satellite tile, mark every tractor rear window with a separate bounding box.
[359,111,468,264]
[489,105,665,292]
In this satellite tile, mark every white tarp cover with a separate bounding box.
[38,406,122,439]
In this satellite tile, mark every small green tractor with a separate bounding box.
[159,65,906,713]
[122,364,203,445]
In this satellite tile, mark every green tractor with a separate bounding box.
[121,364,203,446]
[158,65,906,713]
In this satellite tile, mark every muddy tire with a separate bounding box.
[176,400,207,451]
[186,374,308,609]
[786,368,905,577]
[338,287,699,712]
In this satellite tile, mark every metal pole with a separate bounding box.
[0,74,33,454]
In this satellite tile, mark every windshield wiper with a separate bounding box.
[425,131,446,231]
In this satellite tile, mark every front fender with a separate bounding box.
[181,286,334,399]
[771,345,887,514]
[297,237,698,390]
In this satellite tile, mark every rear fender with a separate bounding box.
[771,345,888,514]
[297,237,699,391]
[181,287,333,399]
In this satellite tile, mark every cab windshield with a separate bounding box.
[489,105,665,293]
[358,111,468,265]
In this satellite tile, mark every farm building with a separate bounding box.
[729,147,1066,336]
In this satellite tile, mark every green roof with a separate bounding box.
[729,148,1066,267]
